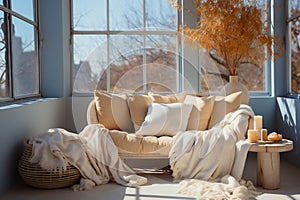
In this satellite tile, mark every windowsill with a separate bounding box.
[0,98,60,111]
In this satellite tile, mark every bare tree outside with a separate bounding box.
[72,0,270,94]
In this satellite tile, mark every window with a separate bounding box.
[0,0,40,102]
[71,0,179,94]
[199,1,272,95]
[288,0,300,95]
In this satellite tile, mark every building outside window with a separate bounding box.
[0,0,40,101]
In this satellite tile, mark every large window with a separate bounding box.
[198,1,271,94]
[288,0,300,95]
[72,0,179,93]
[0,0,40,101]
[71,0,271,95]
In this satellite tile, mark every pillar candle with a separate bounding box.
[261,129,268,141]
[254,115,263,140]
[247,129,258,143]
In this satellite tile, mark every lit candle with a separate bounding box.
[254,115,263,140]
[261,129,268,141]
[247,129,258,143]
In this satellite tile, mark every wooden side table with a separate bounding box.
[249,139,293,190]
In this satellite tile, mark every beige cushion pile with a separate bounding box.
[93,90,242,136]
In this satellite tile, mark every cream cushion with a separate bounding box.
[184,95,215,130]
[208,91,242,129]
[127,94,153,131]
[136,103,193,136]
[109,130,173,154]
[149,93,178,103]
[94,90,134,132]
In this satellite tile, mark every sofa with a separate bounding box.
[86,90,245,160]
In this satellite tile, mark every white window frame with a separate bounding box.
[0,0,41,103]
[287,0,300,97]
[70,0,182,95]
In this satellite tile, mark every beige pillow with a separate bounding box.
[127,94,153,131]
[94,90,134,132]
[136,103,193,136]
[208,91,242,129]
[184,95,215,131]
[148,93,178,103]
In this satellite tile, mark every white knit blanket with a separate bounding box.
[29,124,147,190]
[169,105,257,199]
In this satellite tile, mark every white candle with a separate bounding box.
[254,115,263,140]
[247,129,258,143]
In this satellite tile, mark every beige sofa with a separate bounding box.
[86,90,243,159]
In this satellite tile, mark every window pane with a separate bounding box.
[109,35,143,92]
[0,11,10,99]
[73,0,106,31]
[146,34,178,92]
[12,17,38,97]
[73,35,107,93]
[146,0,177,31]
[109,0,143,31]
[290,0,300,93]
[11,0,35,21]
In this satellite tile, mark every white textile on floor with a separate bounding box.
[29,124,147,190]
[169,104,255,181]
[177,175,259,200]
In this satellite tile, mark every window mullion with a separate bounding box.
[143,0,147,92]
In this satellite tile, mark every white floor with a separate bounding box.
[1,156,300,200]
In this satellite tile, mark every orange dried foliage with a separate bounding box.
[175,0,282,75]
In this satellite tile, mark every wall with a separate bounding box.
[0,0,71,194]
[0,98,68,193]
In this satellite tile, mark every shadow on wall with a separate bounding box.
[277,97,300,168]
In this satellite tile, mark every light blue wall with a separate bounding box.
[0,0,72,194]
[0,99,68,193]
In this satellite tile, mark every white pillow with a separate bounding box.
[136,103,193,136]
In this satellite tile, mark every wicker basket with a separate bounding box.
[18,140,81,189]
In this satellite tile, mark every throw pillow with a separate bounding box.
[94,90,134,132]
[148,93,178,104]
[208,91,242,129]
[184,95,215,131]
[127,94,153,131]
[136,103,193,136]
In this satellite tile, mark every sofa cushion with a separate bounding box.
[94,90,134,132]
[136,103,193,136]
[109,130,173,154]
[127,94,153,131]
[149,93,178,103]
[184,95,215,130]
[208,91,242,129]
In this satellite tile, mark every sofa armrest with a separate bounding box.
[87,100,99,124]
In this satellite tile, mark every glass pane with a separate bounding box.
[146,0,177,31]
[11,0,35,21]
[109,35,143,92]
[199,51,265,92]
[109,0,143,31]
[290,0,300,93]
[146,34,178,92]
[12,17,39,97]
[0,11,10,99]
[73,0,106,31]
[73,35,107,93]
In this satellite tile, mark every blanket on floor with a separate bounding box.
[29,124,147,190]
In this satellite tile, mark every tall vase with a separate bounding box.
[224,76,249,104]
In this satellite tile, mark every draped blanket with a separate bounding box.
[29,124,147,190]
[169,105,257,199]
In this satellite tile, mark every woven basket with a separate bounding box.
[18,140,81,189]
